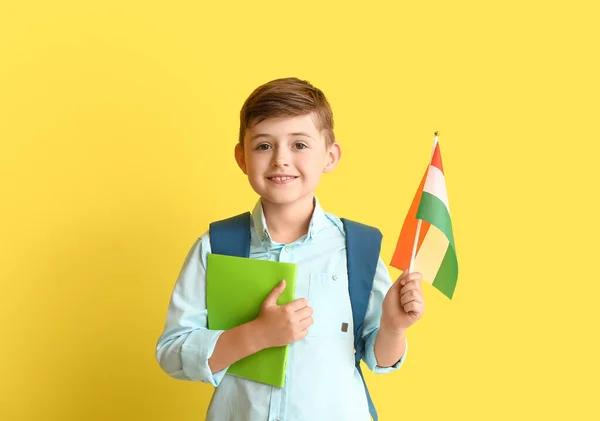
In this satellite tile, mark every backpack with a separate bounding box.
[209,212,383,421]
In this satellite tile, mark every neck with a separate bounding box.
[261,195,315,244]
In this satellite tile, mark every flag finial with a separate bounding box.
[434,131,439,137]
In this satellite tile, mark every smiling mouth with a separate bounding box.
[267,176,298,184]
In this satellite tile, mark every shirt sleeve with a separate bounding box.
[360,256,408,374]
[155,232,229,386]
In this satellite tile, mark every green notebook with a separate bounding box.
[206,253,297,387]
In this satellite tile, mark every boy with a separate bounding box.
[156,77,425,421]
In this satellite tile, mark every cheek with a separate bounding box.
[248,168,264,182]
[307,157,326,174]
[302,163,325,183]
[245,156,267,175]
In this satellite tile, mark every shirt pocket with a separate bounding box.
[307,272,353,339]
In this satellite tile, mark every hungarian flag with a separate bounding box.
[390,138,458,299]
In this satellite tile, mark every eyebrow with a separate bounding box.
[250,132,314,142]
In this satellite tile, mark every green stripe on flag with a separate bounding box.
[416,192,455,249]
[432,245,458,299]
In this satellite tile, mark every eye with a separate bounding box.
[255,143,271,151]
[294,142,309,150]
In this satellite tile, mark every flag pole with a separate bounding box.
[408,131,440,273]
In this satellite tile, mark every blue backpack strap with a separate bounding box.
[341,218,383,421]
[208,212,252,257]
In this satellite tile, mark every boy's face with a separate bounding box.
[235,113,341,208]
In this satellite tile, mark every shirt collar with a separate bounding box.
[251,196,328,245]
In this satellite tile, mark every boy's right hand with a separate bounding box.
[254,280,313,349]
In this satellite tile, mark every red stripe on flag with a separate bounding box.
[390,167,430,271]
[431,142,444,174]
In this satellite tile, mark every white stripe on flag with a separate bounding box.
[423,165,450,214]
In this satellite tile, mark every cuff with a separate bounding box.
[363,328,408,374]
[181,329,229,386]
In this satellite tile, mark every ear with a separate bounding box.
[323,142,341,173]
[234,143,247,174]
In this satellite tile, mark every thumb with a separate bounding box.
[398,269,410,284]
[262,280,286,308]
[392,271,408,291]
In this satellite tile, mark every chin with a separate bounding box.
[262,195,299,206]
[260,191,312,207]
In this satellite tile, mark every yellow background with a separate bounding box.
[1,0,598,420]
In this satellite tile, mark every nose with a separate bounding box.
[271,145,290,167]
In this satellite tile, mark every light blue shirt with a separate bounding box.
[156,196,407,421]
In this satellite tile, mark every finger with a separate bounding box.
[284,297,309,312]
[400,290,421,306]
[297,329,310,340]
[262,280,286,308]
[397,270,411,283]
[400,279,422,295]
[403,301,423,315]
[298,316,314,331]
[400,272,422,286]
[294,305,314,321]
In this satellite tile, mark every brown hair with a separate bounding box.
[238,77,335,148]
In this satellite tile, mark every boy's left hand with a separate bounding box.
[381,271,425,331]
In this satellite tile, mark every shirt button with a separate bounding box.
[284,245,290,252]
[332,274,338,281]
